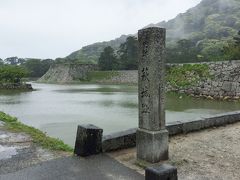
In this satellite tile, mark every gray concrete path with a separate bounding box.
[0,154,144,180]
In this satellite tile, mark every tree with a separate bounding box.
[22,59,54,77]
[224,30,240,60]
[118,36,138,70]
[41,59,54,75]
[55,57,67,64]
[4,57,26,65]
[98,46,118,70]
[0,65,28,83]
[4,57,19,65]
[234,30,240,45]
[166,39,200,63]
[0,59,3,66]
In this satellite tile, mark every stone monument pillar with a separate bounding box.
[137,27,169,163]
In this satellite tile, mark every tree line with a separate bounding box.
[0,65,28,84]
[0,57,54,78]
[98,30,240,70]
[1,30,239,79]
[98,36,138,70]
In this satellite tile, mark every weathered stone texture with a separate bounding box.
[168,60,240,99]
[138,27,166,131]
[38,64,98,83]
[102,128,136,152]
[0,83,33,90]
[145,164,178,180]
[137,128,169,163]
[137,27,168,163]
[100,70,138,84]
[74,124,103,157]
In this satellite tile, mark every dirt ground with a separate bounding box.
[109,122,240,180]
[0,122,70,174]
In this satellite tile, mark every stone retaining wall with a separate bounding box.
[38,64,98,83]
[171,60,240,100]
[98,70,138,84]
[39,60,240,99]
[0,83,33,90]
[104,60,240,100]
[102,111,240,152]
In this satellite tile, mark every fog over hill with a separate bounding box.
[66,0,240,63]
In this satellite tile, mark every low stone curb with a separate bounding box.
[102,111,240,152]
[102,128,136,152]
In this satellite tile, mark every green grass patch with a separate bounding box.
[0,112,73,152]
[167,64,210,88]
[86,71,119,82]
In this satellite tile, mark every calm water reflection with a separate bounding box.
[1,83,240,147]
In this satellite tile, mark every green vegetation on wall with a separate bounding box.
[167,64,210,88]
[0,112,72,152]
[87,64,210,88]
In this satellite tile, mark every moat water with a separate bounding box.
[1,83,240,147]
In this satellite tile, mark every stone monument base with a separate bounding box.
[137,128,169,163]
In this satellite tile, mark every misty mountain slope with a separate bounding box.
[66,35,128,64]
[66,0,240,63]
[156,0,240,42]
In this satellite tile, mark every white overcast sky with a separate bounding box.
[0,0,201,59]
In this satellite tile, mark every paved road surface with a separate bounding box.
[0,154,144,180]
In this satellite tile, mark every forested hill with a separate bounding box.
[155,0,240,43]
[66,35,128,64]
[65,0,240,63]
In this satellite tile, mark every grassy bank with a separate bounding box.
[0,112,73,152]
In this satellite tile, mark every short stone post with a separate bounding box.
[137,27,169,163]
[145,164,178,180]
[74,124,103,157]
